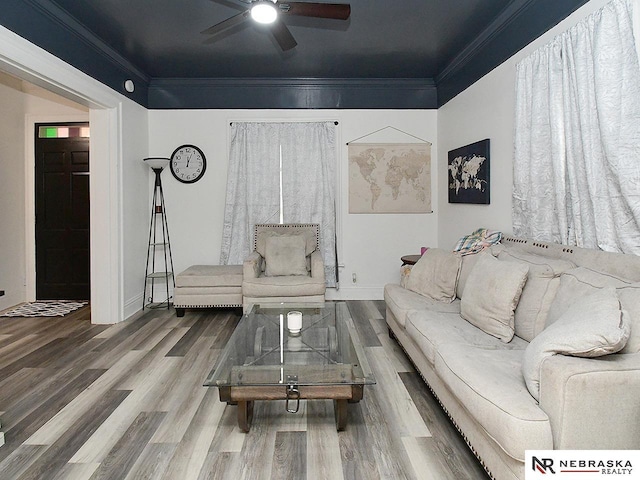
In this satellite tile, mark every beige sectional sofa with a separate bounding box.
[384,236,640,480]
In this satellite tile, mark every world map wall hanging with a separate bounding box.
[448,139,490,205]
[348,143,432,214]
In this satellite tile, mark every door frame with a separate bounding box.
[26,115,90,302]
[0,25,125,324]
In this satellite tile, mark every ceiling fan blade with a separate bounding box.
[280,2,350,20]
[207,0,251,10]
[271,20,297,51]
[201,10,250,36]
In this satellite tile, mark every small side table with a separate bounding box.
[401,255,421,266]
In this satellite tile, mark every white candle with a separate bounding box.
[287,311,302,334]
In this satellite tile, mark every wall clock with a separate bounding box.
[170,144,207,183]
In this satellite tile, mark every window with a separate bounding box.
[220,121,338,286]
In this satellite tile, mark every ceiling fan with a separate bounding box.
[202,0,351,51]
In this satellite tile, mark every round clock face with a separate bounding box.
[170,145,207,183]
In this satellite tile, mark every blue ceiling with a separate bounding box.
[2,0,588,109]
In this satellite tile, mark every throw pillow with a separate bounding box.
[460,252,529,342]
[406,248,462,303]
[496,249,575,341]
[452,228,502,255]
[522,287,630,401]
[264,234,308,277]
[546,267,630,326]
[546,267,640,354]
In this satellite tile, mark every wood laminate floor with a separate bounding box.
[0,301,489,480]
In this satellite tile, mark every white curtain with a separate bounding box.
[280,122,337,286]
[220,121,338,286]
[513,0,640,254]
[220,123,281,266]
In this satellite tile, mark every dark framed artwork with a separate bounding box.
[448,139,490,204]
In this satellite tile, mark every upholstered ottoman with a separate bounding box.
[174,265,243,317]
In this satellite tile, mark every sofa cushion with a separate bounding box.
[264,234,308,277]
[495,249,575,342]
[406,310,528,365]
[523,288,630,401]
[406,248,462,303]
[618,288,640,353]
[546,267,640,354]
[242,275,325,297]
[461,252,529,342]
[384,284,461,329]
[256,230,316,257]
[175,265,243,288]
[435,344,553,462]
[455,252,481,299]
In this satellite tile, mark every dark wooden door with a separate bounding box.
[35,124,90,300]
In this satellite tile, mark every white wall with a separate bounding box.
[0,72,88,312]
[437,0,613,249]
[121,100,151,317]
[148,109,437,299]
[0,73,27,311]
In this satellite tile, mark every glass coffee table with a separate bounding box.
[204,302,375,432]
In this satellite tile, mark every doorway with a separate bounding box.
[35,123,90,300]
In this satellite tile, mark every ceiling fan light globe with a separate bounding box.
[251,2,278,24]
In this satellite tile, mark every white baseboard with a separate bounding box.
[124,293,144,320]
[326,286,384,301]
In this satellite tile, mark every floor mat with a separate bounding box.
[0,301,88,317]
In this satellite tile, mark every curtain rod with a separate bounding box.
[229,121,339,126]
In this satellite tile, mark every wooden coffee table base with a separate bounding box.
[219,384,364,432]
[238,400,254,433]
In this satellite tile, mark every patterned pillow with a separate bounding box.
[453,228,502,255]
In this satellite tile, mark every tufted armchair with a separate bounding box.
[242,223,326,312]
